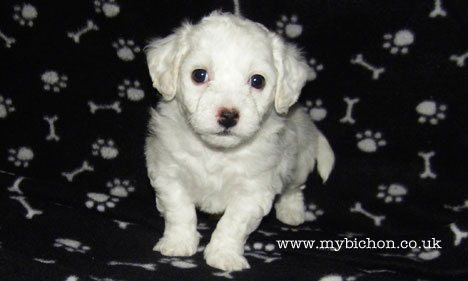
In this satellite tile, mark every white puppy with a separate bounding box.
[145,11,334,272]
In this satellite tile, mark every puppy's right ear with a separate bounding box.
[145,24,191,101]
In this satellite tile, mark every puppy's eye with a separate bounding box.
[249,74,265,90]
[192,69,208,84]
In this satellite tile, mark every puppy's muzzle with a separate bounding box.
[217,108,239,129]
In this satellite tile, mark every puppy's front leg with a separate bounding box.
[204,193,274,272]
[152,178,200,257]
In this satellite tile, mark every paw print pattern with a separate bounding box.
[159,257,198,269]
[54,238,91,254]
[85,178,133,212]
[276,15,303,39]
[308,58,324,81]
[118,79,145,101]
[383,29,415,55]
[416,100,447,125]
[107,178,135,198]
[305,99,327,122]
[356,130,387,153]
[94,0,120,18]
[0,95,15,119]
[85,192,119,212]
[92,138,119,159]
[304,203,324,222]
[8,147,34,167]
[113,38,141,61]
[41,70,68,92]
[13,3,38,27]
[377,183,407,203]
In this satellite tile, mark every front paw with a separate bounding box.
[204,242,250,272]
[153,232,200,257]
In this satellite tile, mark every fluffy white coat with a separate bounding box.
[145,12,334,271]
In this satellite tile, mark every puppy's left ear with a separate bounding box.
[145,24,191,101]
[272,36,311,114]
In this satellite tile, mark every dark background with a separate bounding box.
[1,0,467,280]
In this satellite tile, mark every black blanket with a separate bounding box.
[1,0,467,280]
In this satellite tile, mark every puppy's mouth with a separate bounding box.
[216,130,232,137]
[198,129,243,149]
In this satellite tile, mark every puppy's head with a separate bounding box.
[146,12,310,148]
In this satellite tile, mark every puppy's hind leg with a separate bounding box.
[275,186,306,226]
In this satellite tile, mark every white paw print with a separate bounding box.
[305,99,327,122]
[377,183,407,203]
[94,0,120,18]
[13,3,38,27]
[276,14,303,39]
[113,38,141,61]
[54,238,91,254]
[41,70,68,92]
[92,138,119,159]
[0,95,15,119]
[383,29,415,55]
[356,130,387,153]
[8,147,34,167]
[304,203,324,222]
[308,58,324,81]
[159,257,198,269]
[118,79,145,101]
[407,247,440,261]
[416,100,447,125]
[107,178,135,198]
[85,192,119,212]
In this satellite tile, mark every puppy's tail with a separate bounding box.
[316,132,335,183]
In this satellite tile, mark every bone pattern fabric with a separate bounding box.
[1,0,467,280]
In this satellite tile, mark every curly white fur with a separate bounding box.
[145,11,334,272]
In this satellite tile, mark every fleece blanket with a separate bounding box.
[1,0,467,280]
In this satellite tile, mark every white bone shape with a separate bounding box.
[418,151,437,179]
[429,0,447,18]
[8,177,25,194]
[108,261,157,271]
[244,252,281,263]
[88,101,121,114]
[350,54,385,80]
[0,29,16,48]
[62,160,94,182]
[445,200,468,212]
[350,202,385,226]
[10,196,43,219]
[340,97,360,124]
[450,223,468,246]
[67,20,99,43]
[450,52,468,67]
[44,115,60,141]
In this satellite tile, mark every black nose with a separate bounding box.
[218,108,239,129]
